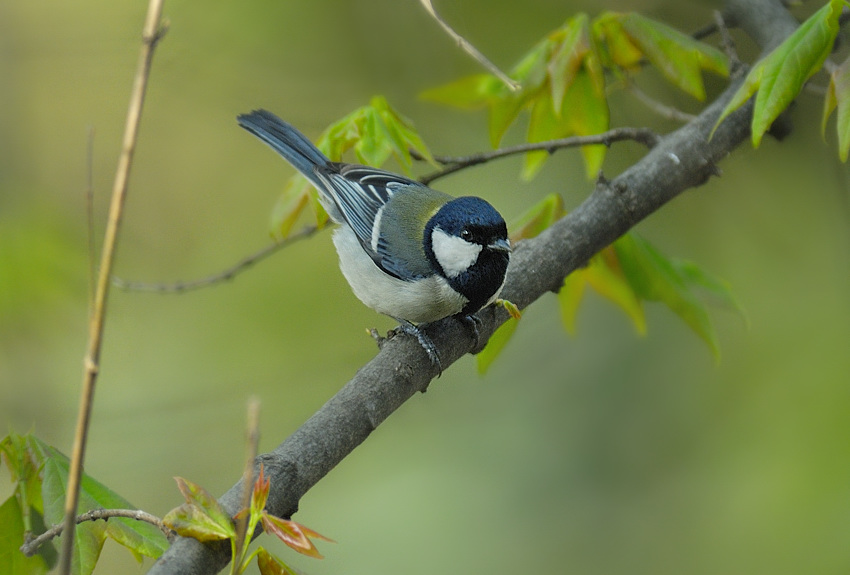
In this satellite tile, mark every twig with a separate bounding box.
[23,508,171,557]
[59,2,166,574]
[691,21,719,41]
[419,127,660,184]
[233,398,262,570]
[418,0,519,92]
[86,126,97,316]
[112,225,319,293]
[713,10,743,73]
[626,83,698,123]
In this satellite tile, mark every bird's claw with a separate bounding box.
[393,320,443,376]
[459,314,482,351]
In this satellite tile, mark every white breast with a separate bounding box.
[332,226,468,324]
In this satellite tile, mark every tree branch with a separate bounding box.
[147,2,800,573]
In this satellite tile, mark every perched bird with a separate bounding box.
[237,109,510,369]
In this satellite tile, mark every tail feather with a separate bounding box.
[237,110,329,191]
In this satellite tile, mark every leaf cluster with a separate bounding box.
[0,432,168,575]
[423,11,729,179]
[162,466,331,575]
[476,195,745,373]
[270,96,435,238]
[717,0,850,158]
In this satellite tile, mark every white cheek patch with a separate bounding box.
[431,227,482,279]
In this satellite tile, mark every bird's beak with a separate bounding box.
[488,238,511,253]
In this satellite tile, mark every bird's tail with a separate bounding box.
[237,109,329,191]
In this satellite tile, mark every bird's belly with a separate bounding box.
[333,227,467,324]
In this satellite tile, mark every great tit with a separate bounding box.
[238,109,511,369]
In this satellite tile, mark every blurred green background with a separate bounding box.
[2,1,849,574]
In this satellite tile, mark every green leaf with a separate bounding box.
[823,55,850,161]
[524,69,608,179]
[614,234,729,360]
[584,246,647,334]
[256,547,297,575]
[1,432,48,532]
[162,477,235,542]
[1,435,167,575]
[271,97,434,237]
[420,74,504,110]
[476,318,519,374]
[509,193,566,241]
[671,259,748,325]
[716,0,844,145]
[557,246,646,336]
[547,14,592,115]
[615,12,729,99]
[558,271,586,336]
[40,447,166,575]
[0,496,50,575]
[592,14,643,71]
[270,178,314,240]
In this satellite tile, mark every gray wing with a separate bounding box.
[315,164,430,280]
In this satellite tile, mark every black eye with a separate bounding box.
[460,229,473,241]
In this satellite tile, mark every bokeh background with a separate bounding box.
[2,1,849,574]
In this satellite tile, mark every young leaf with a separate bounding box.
[1,432,49,532]
[420,74,504,110]
[256,547,297,575]
[425,13,611,176]
[162,477,236,542]
[716,0,844,145]
[476,318,519,374]
[250,464,270,517]
[822,55,850,161]
[261,514,332,559]
[584,246,647,334]
[556,245,646,336]
[510,193,566,241]
[38,443,168,574]
[0,496,50,575]
[609,12,729,99]
[614,234,729,360]
[558,271,586,336]
[271,97,434,237]
[671,259,747,324]
[547,14,593,115]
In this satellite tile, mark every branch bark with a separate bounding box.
[147,1,799,573]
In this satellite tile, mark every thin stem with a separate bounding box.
[419,127,659,185]
[112,225,318,293]
[58,2,166,573]
[22,508,171,557]
[627,84,698,123]
[232,398,262,574]
[418,0,519,91]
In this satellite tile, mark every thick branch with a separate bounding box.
[147,2,799,573]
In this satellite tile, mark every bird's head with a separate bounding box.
[424,196,511,315]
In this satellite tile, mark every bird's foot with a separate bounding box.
[458,314,482,351]
[393,320,443,375]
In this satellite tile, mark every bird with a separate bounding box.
[237,109,511,370]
